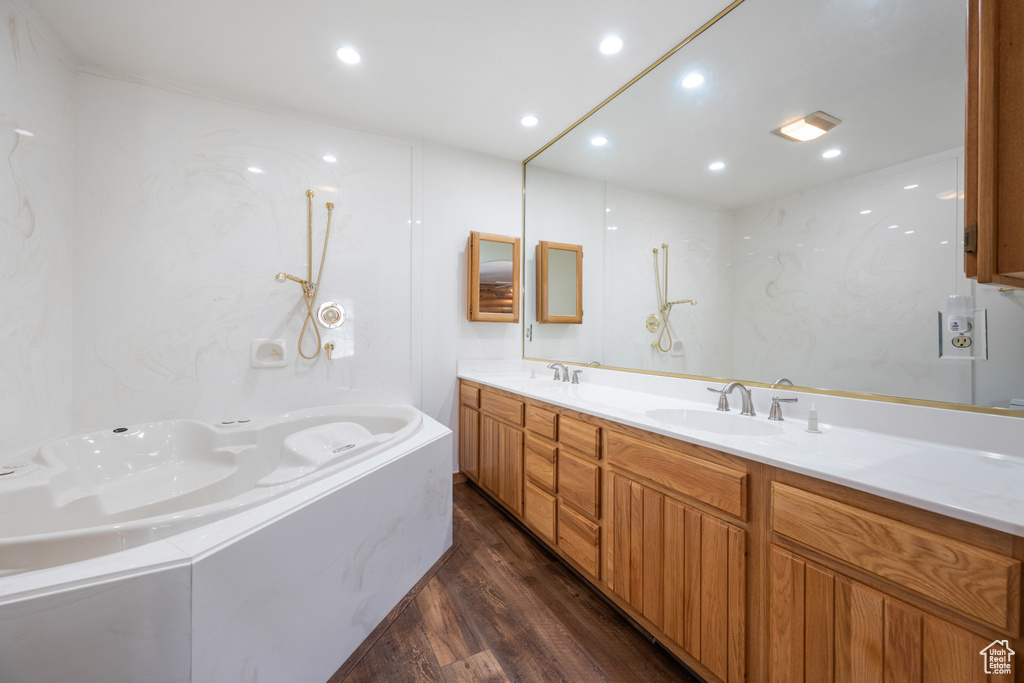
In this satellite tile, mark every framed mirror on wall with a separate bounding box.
[522,0,1024,414]
[467,231,520,323]
[536,241,583,324]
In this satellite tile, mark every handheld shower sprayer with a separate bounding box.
[275,190,335,359]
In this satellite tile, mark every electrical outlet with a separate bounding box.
[952,335,973,348]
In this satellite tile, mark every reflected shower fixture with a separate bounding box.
[651,243,696,353]
[276,189,335,359]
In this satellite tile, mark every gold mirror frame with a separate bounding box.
[468,231,521,323]
[536,241,583,324]
[519,0,1023,419]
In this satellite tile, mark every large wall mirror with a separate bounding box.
[523,0,1024,413]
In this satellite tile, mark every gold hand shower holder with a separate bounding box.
[651,244,696,353]
[275,189,335,359]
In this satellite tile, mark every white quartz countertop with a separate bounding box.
[459,365,1024,537]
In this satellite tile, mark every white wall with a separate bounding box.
[0,0,75,454]
[71,75,417,428]
[420,143,523,468]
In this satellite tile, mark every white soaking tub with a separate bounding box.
[0,405,453,683]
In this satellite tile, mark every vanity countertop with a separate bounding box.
[459,364,1024,537]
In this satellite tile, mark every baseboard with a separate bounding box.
[452,471,468,484]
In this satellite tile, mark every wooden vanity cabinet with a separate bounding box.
[456,379,1024,683]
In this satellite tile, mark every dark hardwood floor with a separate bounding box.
[334,482,702,683]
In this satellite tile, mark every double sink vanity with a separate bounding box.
[458,360,1024,683]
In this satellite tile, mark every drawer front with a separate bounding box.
[560,416,600,459]
[558,502,601,579]
[524,482,557,544]
[526,405,558,441]
[479,390,524,426]
[772,483,1021,634]
[558,453,601,519]
[460,382,480,408]
[606,431,747,520]
[525,439,557,492]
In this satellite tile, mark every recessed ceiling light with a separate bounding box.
[743,236,751,240]
[904,230,915,234]
[772,111,841,142]
[888,225,898,229]
[709,161,725,171]
[336,47,361,64]
[822,148,842,159]
[14,128,34,136]
[590,136,608,147]
[248,167,264,174]
[904,184,919,190]
[322,154,337,163]
[599,36,623,55]
[940,240,949,245]
[860,209,871,215]
[681,73,704,88]
[607,225,618,231]
[520,115,539,127]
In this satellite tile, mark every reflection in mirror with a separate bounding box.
[467,231,520,323]
[523,0,1024,411]
[536,241,583,324]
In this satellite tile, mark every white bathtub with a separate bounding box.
[0,405,453,683]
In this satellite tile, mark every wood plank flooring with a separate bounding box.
[333,482,703,683]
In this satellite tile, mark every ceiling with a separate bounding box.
[23,0,732,161]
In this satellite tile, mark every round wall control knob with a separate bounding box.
[317,301,346,328]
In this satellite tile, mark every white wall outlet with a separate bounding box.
[951,335,973,348]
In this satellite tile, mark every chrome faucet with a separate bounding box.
[774,377,794,387]
[547,362,569,382]
[707,381,756,416]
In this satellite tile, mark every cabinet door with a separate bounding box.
[459,405,480,480]
[480,415,524,515]
[769,546,996,683]
[610,473,746,682]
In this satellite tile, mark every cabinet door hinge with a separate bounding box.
[964,223,978,253]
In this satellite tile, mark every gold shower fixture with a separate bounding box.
[651,243,696,353]
[276,189,335,359]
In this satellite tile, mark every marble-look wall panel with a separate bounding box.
[0,0,75,454]
[603,186,736,377]
[524,166,606,364]
[732,153,965,403]
[72,76,414,428]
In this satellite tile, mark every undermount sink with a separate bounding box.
[646,408,784,437]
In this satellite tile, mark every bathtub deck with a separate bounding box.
[334,482,701,683]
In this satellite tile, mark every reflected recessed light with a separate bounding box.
[248,167,264,174]
[599,36,623,55]
[322,154,337,163]
[860,209,872,215]
[904,230,915,234]
[743,236,751,240]
[607,225,618,231]
[681,73,704,88]
[822,148,842,159]
[520,115,539,127]
[772,111,841,142]
[590,136,608,146]
[888,225,898,229]
[336,47,361,64]
[940,240,949,245]
[14,128,34,137]
[605,208,611,212]
[709,161,725,171]
[904,184,919,190]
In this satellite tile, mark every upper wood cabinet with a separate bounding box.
[965,0,1024,289]
[536,241,583,324]
[467,231,521,322]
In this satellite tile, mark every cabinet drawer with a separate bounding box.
[607,431,747,520]
[526,405,558,441]
[460,383,479,408]
[479,390,524,426]
[772,483,1021,634]
[560,416,600,459]
[558,502,601,579]
[525,438,557,492]
[558,453,600,519]
[524,481,557,544]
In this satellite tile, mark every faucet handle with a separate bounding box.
[707,386,730,411]
[571,369,583,384]
[768,396,798,421]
